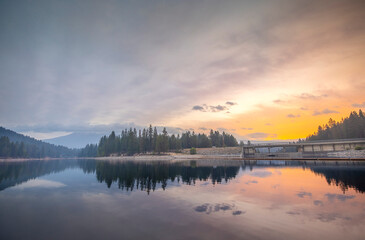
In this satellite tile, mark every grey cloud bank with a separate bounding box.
[0,0,364,135]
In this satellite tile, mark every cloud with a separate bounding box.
[225,101,237,106]
[194,203,243,215]
[296,191,312,198]
[316,213,351,222]
[249,170,272,178]
[325,193,355,202]
[300,107,308,111]
[287,114,300,118]
[214,203,232,212]
[11,123,189,138]
[273,99,285,104]
[192,103,231,112]
[13,179,66,189]
[316,213,338,222]
[210,105,228,112]
[192,105,206,111]
[12,123,141,134]
[199,127,208,131]
[1,0,364,134]
[244,132,277,139]
[286,211,301,215]
[313,200,324,206]
[312,109,340,116]
[232,210,245,216]
[241,127,253,130]
[194,204,210,213]
[297,93,328,100]
[352,101,365,108]
[245,180,258,185]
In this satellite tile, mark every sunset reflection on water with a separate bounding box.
[0,159,364,240]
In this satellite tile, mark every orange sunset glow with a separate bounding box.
[1,1,364,240]
[1,0,364,142]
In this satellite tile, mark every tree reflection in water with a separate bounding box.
[80,160,240,193]
[310,166,365,193]
[1,159,365,194]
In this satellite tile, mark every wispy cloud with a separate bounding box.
[210,105,228,112]
[244,132,277,139]
[225,101,237,106]
[297,93,328,100]
[0,0,364,139]
[287,114,300,118]
[13,179,66,189]
[312,109,339,116]
[273,99,285,104]
[325,193,355,202]
[245,180,258,185]
[297,191,312,198]
[192,102,237,113]
[352,101,365,108]
[192,105,206,111]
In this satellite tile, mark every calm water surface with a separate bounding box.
[0,159,364,240]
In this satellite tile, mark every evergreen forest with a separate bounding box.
[306,110,365,141]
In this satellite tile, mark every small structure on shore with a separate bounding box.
[241,138,365,159]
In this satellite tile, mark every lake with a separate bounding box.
[0,159,364,240]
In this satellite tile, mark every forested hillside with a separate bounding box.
[306,110,365,141]
[0,127,77,158]
[80,125,238,157]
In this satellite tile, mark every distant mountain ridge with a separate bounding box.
[44,132,104,149]
[1,126,51,145]
[0,126,77,158]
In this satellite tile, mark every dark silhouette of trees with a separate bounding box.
[307,110,365,141]
[91,160,240,194]
[78,144,98,157]
[310,166,365,193]
[0,127,78,158]
[2,158,364,195]
[92,125,239,157]
[0,136,27,158]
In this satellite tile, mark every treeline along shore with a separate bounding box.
[0,125,238,159]
[306,110,365,141]
[0,127,77,158]
[80,125,238,157]
[1,110,364,159]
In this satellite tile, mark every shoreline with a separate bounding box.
[1,153,365,162]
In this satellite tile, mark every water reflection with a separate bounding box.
[0,159,78,191]
[92,161,240,193]
[1,159,365,240]
[310,166,365,193]
[1,159,365,194]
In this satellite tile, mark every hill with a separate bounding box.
[44,132,103,149]
[307,110,365,141]
[0,127,78,158]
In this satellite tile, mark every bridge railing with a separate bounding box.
[304,138,365,143]
[242,138,365,147]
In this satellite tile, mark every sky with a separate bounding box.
[0,0,364,141]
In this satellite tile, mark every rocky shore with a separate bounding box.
[328,149,365,158]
